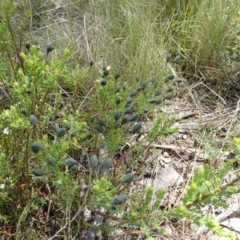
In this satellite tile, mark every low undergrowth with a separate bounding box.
[0,0,240,239]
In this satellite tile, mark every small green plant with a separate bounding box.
[0,1,240,239]
[167,160,239,240]
[0,2,179,238]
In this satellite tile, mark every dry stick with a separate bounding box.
[83,13,93,60]
[48,183,92,240]
[57,84,74,101]
[195,173,240,238]
[113,133,148,170]
[78,86,94,111]
[199,82,227,106]
[48,153,92,240]
[6,17,24,71]
[150,144,206,160]
[114,182,131,195]
[218,97,240,156]
[0,230,15,238]
[109,230,144,240]
[93,210,125,224]
[167,61,200,108]
[113,150,151,195]
[46,199,52,223]
[167,165,186,210]
[173,147,200,208]
[0,76,11,98]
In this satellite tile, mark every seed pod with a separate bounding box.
[126,98,132,104]
[149,99,156,104]
[70,164,78,172]
[122,172,135,183]
[70,130,77,137]
[113,195,127,205]
[173,55,180,64]
[29,114,38,127]
[143,109,148,113]
[125,103,131,108]
[137,86,142,92]
[132,122,142,133]
[26,89,32,94]
[5,105,10,110]
[165,74,175,81]
[31,142,42,153]
[168,86,174,92]
[89,60,94,67]
[166,53,172,64]
[65,122,72,131]
[115,97,121,105]
[20,108,27,115]
[100,79,107,86]
[25,42,31,51]
[90,155,99,168]
[94,124,104,134]
[98,118,107,127]
[32,168,47,176]
[65,157,77,167]
[151,76,157,84]
[165,93,174,100]
[103,69,109,76]
[124,107,132,114]
[10,156,17,164]
[46,157,56,167]
[129,112,139,122]
[104,157,113,169]
[130,90,137,97]
[56,128,66,138]
[53,123,60,132]
[155,89,161,97]
[111,204,117,210]
[175,78,182,83]
[46,42,54,55]
[141,82,147,90]
[135,75,140,82]
[115,86,121,93]
[114,73,120,80]
[155,98,162,104]
[114,111,121,122]
[121,116,129,126]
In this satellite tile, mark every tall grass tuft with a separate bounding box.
[163,0,238,83]
[24,0,239,87]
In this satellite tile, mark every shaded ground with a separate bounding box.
[137,79,240,239]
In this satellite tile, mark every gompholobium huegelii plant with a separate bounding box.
[0,43,178,238]
[0,1,239,239]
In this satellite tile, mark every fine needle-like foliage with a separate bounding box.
[0,0,240,239]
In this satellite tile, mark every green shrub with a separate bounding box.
[0,1,239,239]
